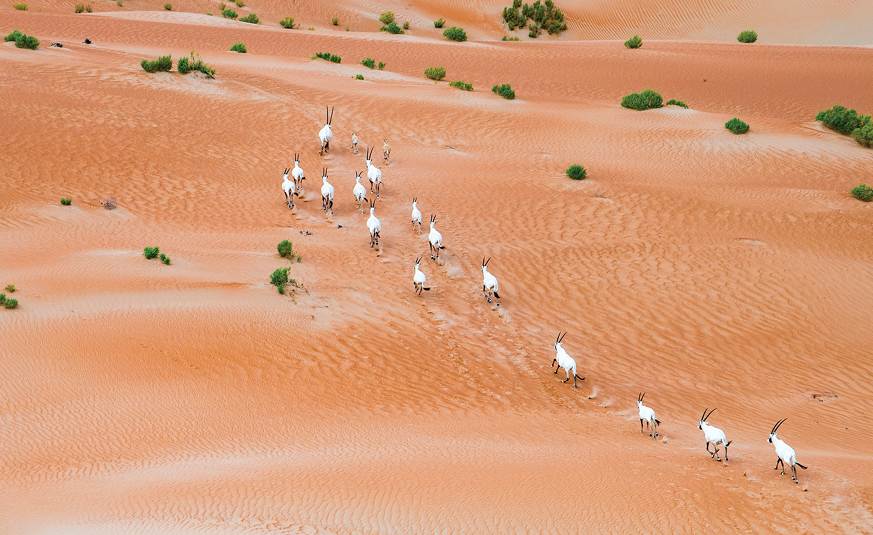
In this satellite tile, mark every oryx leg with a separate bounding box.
[706,441,713,458]
[713,443,721,461]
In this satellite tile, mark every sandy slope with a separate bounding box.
[2,6,873,535]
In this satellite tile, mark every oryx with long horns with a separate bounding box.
[768,419,807,483]
[319,106,334,156]
[698,408,732,462]
[551,332,584,389]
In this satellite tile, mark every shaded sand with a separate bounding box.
[2,6,873,535]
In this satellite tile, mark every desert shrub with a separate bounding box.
[14,3,27,9]
[502,35,520,41]
[144,246,160,259]
[118,1,124,6]
[852,121,873,148]
[239,13,259,24]
[0,294,4,304]
[178,51,214,76]
[222,8,237,19]
[4,30,22,42]
[624,35,642,49]
[159,253,171,265]
[378,61,385,69]
[737,30,757,43]
[280,16,295,29]
[5,284,15,293]
[403,21,410,30]
[443,26,467,42]
[278,240,296,259]
[61,198,72,205]
[355,74,364,80]
[424,66,446,81]
[492,84,515,99]
[315,52,341,63]
[434,18,445,28]
[140,54,172,73]
[177,55,190,73]
[850,184,873,202]
[665,99,688,109]
[12,32,39,50]
[361,57,375,68]
[815,105,868,136]
[449,80,473,91]
[566,165,587,180]
[270,267,290,288]
[230,42,247,53]
[331,16,338,25]
[234,0,243,5]
[3,298,18,309]
[725,117,750,134]
[502,0,566,36]
[164,2,171,10]
[379,11,394,25]
[380,21,403,34]
[621,89,662,110]
[308,27,314,30]
[277,283,285,294]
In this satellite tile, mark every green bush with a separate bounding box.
[3,298,18,310]
[425,66,446,81]
[725,118,750,134]
[665,99,688,109]
[10,32,39,50]
[61,198,72,205]
[230,42,247,53]
[355,74,364,80]
[5,284,15,293]
[14,3,28,9]
[0,294,4,305]
[159,253,171,265]
[403,21,410,30]
[144,246,160,259]
[177,51,214,77]
[177,56,190,73]
[621,89,663,111]
[315,52,341,63]
[280,16,295,29]
[277,283,285,294]
[332,17,338,25]
[502,35,520,41]
[434,18,445,28]
[75,4,85,12]
[502,0,566,36]
[443,26,467,42]
[361,57,375,69]
[851,184,873,202]
[140,55,172,73]
[492,84,515,99]
[5,30,22,42]
[624,35,642,49]
[815,105,868,135]
[222,8,237,19]
[852,121,873,148]
[449,80,473,91]
[234,0,244,6]
[737,30,757,43]
[277,240,296,259]
[164,2,171,10]
[378,61,385,70]
[379,11,394,25]
[566,165,587,180]
[380,22,404,34]
[270,267,290,288]
[239,13,259,24]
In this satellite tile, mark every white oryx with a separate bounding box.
[365,147,382,198]
[318,106,334,156]
[366,199,381,250]
[413,257,430,295]
[637,393,660,439]
[698,408,732,462]
[768,419,807,483]
[320,168,334,215]
[481,257,500,304]
[282,167,297,210]
[551,332,584,389]
[411,198,422,234]
[353,171,368,214]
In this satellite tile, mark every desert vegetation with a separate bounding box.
[624,35,642,48]
[140,55,172,73]
[222,8,237,19]
[816,105,872,147]
[443,26,467,42]
[230,42,247,53]
[492,84,516,99]
[621,89,662,110]
[164,3,172,10]
[5,30,40,50]
[239,13,259,24]
[665,99,688,109]
[279,16,295,29]
[355,74,364,80]
[177,51,215,77]
[502,35,520,41]
[566,165,587,180]
[270,267,290,294]
[502,0,567,37]
[379,11,404,34]
[425,67,446,81]
[737,30,758,43]
[434,18,445,28]
[332,17,338,26]
[850,184,872,202]
[5,284,15,294]
[143,247,160,259]
[74,3,92,12]
[361,58,386,70]
[0,293,18,309]
[61,198,72,205]
[725,118,750,134]
[449,80,473,91]
[315,52,341,63]
[277,240,298,261]
[14,3,27,9]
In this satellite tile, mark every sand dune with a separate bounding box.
[2,3,873,534]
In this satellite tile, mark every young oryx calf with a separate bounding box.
[383,139,391,162]
[318,106,334,156]
[428,215,445,261]
[352,171,368,214]
[320,168,334,215]
[411,198,422,234]
[282,167,297,210]
[481,257,500,304]
[768,419,808,483]
[366,199,381,250]
[365,147,382,198]
[292,153,306,193]
[551,332,585,389]
[412,257,430,295]
[698,408,732,462]
[637,393,661,439]
[352,132,359,154]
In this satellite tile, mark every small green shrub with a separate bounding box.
[621,89,662,111]
[144,246,160,259]
[380,21,404,34]
[501,35,520,41]
[434,18,445,28]
[277,239,296,259]
[492,84,515,99]
[140,54,172,73]
[424,66,446,81]
[361,57,375,69]
[665,99,688,109]
[332,17,338,25]
[239,13,259,24]
[315,52,341,63]
[725,117,750,134]
[277,283,285,294]
[852,121,873,148]
[5,30,23,42]
[449,80,473,91]
[61,198,72,205]
[624,35,642,49]
[737,30,757,43]
[3,298,18,310]
[308,27,314,30]
[10,31,39,50]
[403,21,409,30]
[14,3,28,9]
[443,26,467,42]
[816,105,868,136]
[566,165,587,180]
[177,56,189,73]
[270,267,290,288]
[378,61,385,70]
[379,11,394,25]
[159,253,171,265]
[230,42,247,53]
[0,294,4,304]
[176,51,214,77]
[234,0,243,6]
[851,184,873,202]
[502,0,566,36]
[164,2,172,10]
[5,284,15,293]
[222,8,237,19]
[355,74,364,80]
[280,16,295,29]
